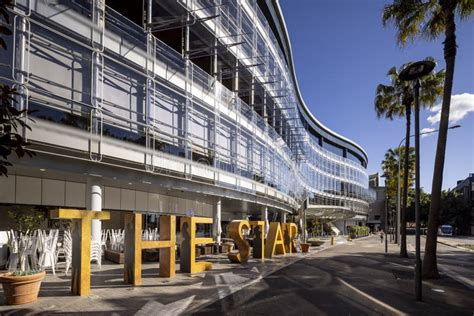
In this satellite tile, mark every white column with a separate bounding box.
[90,184,102,244]
[280,210,286,223]
[213,199,222,244]
[261,206,269,237]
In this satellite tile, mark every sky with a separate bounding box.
[279,0,474,192]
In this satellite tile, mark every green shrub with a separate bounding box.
[349,226,370,238]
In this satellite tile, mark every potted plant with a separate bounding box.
[307,237,325,247]
[0,208,46,305]
[300,243,310,253]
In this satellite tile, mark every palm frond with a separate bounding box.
[457,0,474,20]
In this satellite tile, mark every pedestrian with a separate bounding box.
[379,230,384,243]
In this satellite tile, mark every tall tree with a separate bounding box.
[381,147,416,208]
[375,63,444,258]
[383,0,474,278]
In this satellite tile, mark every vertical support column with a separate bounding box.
[280,210,286,224]
[12,4,31,139]
[212,0,220,170]
[213,199,222,245]
[183,12,191,160]
[124,213,142,285]
[90,0,105,162]
[145,0,156,172]
[261,206,269,238]
[90,184,102,245]
[14,16,27,119]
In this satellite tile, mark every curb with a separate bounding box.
[420,236,474,253]
[188,242,342,314]
[436,240,474,253]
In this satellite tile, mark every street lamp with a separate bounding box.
[380,174,389,253]
[395,124,461,247]
[399,60,435,302]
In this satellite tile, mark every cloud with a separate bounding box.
[427,93,474,125]
[421,127,436,138]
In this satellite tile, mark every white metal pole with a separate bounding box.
[213,199,222,244]
[90,184,102,244]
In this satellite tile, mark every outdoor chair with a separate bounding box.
[39,229,59,275]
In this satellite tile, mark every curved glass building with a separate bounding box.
[0,0,373,236]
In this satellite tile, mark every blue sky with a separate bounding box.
[280,0,474,192]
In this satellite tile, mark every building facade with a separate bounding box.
[366,173,384,232]
[454,173,474,235]
[0,0,372,238]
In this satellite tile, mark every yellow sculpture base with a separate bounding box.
[227,220,250,264]
[50,208,110,296]
[180,217,213,273]
[124,213,176,286]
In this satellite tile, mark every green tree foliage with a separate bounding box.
[406,189,470,234]
[375,61,444,258]
[8,207,45,234]
[383,0,474,279]
[381,146,415,208]
[439,190,470,234]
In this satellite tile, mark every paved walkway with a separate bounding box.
[0,239,339,315]
[196,236,474,315]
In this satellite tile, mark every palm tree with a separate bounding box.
[375,63,444,258]
[381,147,415,215]
[383,0,474,279]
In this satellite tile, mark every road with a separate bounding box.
[194,236,474,315]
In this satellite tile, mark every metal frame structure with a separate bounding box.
[1,0,374,219]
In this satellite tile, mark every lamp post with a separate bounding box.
[399,60,435,302]
[395,124,460,247]
[381,174,389,253]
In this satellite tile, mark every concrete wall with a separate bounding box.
[0,175,213,217]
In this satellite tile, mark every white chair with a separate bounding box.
[63,229,72,275]
[55,229,72,276]
[39,229,59,275]
[24,230,40,271]
[109,229,124,252]
[6,230,19,272]
[90,240,102,269]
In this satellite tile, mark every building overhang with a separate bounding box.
[306,205,356,220]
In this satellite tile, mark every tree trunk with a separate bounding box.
[423,1,457,279]
[400,105,410,258]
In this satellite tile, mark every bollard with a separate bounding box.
[331,236,335,246]
[347,235,352,242]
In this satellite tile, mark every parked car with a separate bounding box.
[438,225,453,237]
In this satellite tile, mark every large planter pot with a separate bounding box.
[105,249,124,264]
[0,271,45,305]
[309,240,325,247]
[301,243,310,253]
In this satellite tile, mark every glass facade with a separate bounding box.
[3,0,374,215]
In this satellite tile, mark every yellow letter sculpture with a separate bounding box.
[282,223,298,254]
[264,222,286,258]
[249,220,264,262]
[227,220,250,263]
[124,213,176,286]
[180,216,213,273]
[50,208,110,296]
